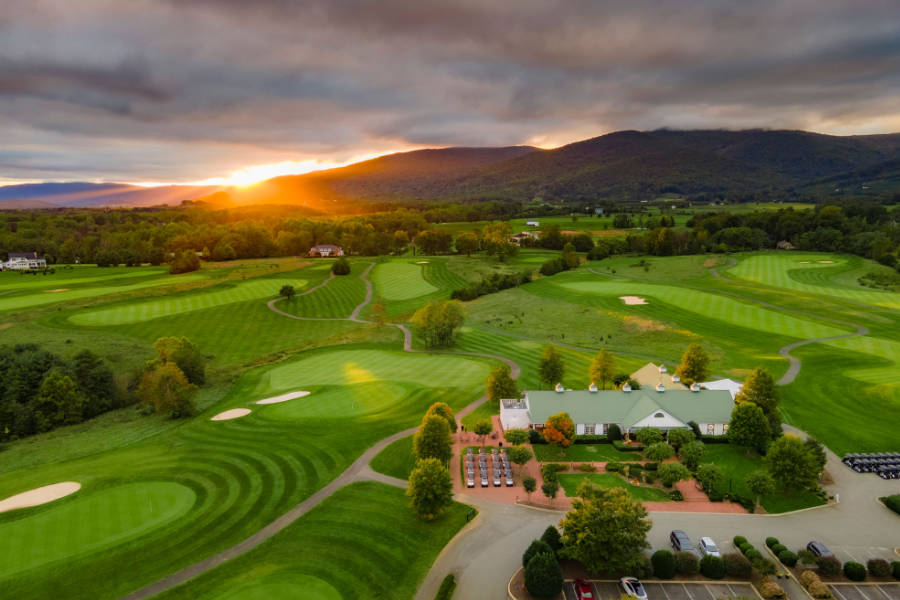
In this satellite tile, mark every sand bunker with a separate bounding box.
[415,261,429,264]
[211,408,252,421]
[45,288,70,293]
[798,261,810,264]
[0,481,81,514]
[818,260,835,264]
[256,391,310,405]
[620,296,648,305]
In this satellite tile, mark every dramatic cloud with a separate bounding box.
[1,0,899,183]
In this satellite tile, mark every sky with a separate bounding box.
[2,0,900,186]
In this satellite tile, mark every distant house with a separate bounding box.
[776,240,795,250]
[308,244,344,257]
[594,207,605,216]
[629,362,688,390]
[510,232,538,246]
[2,252,47,271]
[499,386,734,436]
[525,220,540,227]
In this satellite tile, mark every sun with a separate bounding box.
[190,153,389,188]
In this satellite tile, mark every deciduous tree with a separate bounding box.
[635,427,663,445]
[455,232,479,257]
[279,284,295,301]
[675,343,710,385]
[523,476,536,500]
[406,458,453,521]
[541,480,560,505]
[487,364,518,402]
[425,401,458,433]
[766,435,820,492]
[658,462,691,487]
[473,418,493,446]
[667,428,695,450]
[150,336,206,385]
[33,370,88,431]
[735,368,781,437]
[543,412,575,451]
[331,257,351,275]
[137,362,196,418]
[590,350,616,390]
[411,300,465,347]
[538,345,565,388]
[559,483,651,575]
[678,440,706,471]
[507,445,533,474]
[696,463,724,494]
[413,414,452,463]
[644,442,674,462]
[745,470,775,509]
[503,428,529,446]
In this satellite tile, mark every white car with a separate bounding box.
[698,537,721,557]
[620,577,647,600]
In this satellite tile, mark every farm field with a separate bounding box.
[153,482,472,600]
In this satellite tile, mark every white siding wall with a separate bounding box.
[576,423,585,435]
[699,423,727,436]
[631,409,686,430]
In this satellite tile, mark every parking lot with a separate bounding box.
[830,584,900,600]
[827,545,898,565]
[562,580,759,600]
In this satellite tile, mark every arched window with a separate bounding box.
[654,412,664,418]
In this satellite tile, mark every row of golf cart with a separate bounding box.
[842,452,900,479]
[465,447,514,488]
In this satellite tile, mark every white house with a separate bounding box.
[499,385,735,437]
[308,244,344,257]
[525,220,540,227]
[699,378,744,400]
[2,252,47,271]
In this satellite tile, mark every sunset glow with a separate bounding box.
[190,154,391,188]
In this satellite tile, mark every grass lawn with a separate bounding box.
[557,473,671,502]
[701,445,825,513]
[532,443,641,463]
[153,482,472,600]
[373,261,439,300]
[369,435,416,480]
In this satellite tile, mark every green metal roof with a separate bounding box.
[526,388,734,427]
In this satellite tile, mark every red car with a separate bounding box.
[574,579,594,600]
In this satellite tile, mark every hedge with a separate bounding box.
[574,435,610,444]
[723,552,752,578]
[892,561,900,579]
[880,494,900,515]
[733,536,748,547]
[772,544,788,555]
[613,440,644,452]
[644,462,659,471]
[668,490,684,501]
[778,550,798,567]
[700,555,725,579]
[766,537,780,549]
[818,556,841,576]
[435,574,456,600]
[675,551,700,576]
[652,550,676,579]
[844,561,866,581]
[866,558,890,578]
[700,434,730,444]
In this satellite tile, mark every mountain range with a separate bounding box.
[4,129,900,209]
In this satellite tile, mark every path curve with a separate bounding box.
[589,261,870,386]
[122,261,521,600]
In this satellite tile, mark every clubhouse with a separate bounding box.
[1,252,47,271]
[308,244,344,257]
[499,382,735,437]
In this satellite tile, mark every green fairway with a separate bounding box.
[532,443,641,463]
[69,277,308,325]
[0,265,166,291]
[369,434,416,480]
[557,473,671,501]
[276,262,368,319]
[154,482,471,600]
[700,445,825,513]
[374,261,439,300]
[727,253,900,309]
[0,481,195,579]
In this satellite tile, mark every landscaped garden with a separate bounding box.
[557,473,671,501]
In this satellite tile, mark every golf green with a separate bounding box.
[373,262,439,300]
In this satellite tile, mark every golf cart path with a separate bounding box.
[589,262,869,386]
[123,262,519,600]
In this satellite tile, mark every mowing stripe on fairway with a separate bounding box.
[373,262,439,301]
[0,267,168,291]
[69,278,307,326]
[557,279,850,339]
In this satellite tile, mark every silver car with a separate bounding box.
[698,537,721,557]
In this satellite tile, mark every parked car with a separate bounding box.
[574,579,594,600]
[670,530,696,554]
[620,577,648,600]
[505,473,514,486]
[466,476,474,488]
[807,541,833,557]
[480,473,488,487]
[493,470,502,486]
[698,537,721,557]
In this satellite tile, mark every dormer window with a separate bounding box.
[554,383,564,393]
[658,365,668,374]
[588,383,598,393]
[672,375,681,383]
[690,383,701,392]
[623,383,632,392]
[656,383,665,392]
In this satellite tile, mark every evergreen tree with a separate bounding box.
[735,368,781,437]
[524,552,563,599]
[727,402,770,452]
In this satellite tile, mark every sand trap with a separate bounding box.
[45,288,70,293]
[0,481,81,514]
[256,391,310,405]
[818,260,835,264]
[620,296,648,305]
[210,408,252,421]
[798,261,810,264]
[415,261,429,264]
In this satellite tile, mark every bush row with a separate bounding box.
[450,271,532,301]
[881,494,900,515]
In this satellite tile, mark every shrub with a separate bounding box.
[606,462,622,473]
[529,429,545,444]
[724,552,752,578]
[645,473,657,484]
[523,539,554,567]
[331,257,351,275]
[759,579,786,600]
[613,440,644,452]
[700,555,726,579]
[818,556,841,576]
[880,494,900,515]
[541,526,563,554]
[435,574,456,600]
[799,570,821,588]
[739,542,753,555]
[706,488,725,502]
[645,441,675,462]
[652,550,676,579]
[797,549,817,565]
[644,461,659,471]
[844,561,866,582]
[607,423,622,441]
[867,558,891,578]
[892,561,900,579]
[524,552,563,599]
[753,557,775,575]
[635,553,654,579]
[772,544,788,556]
[733,536,748,547]
[746,549,763,562]
[541,463,565,483]
[808,581,833,599]
[778,550,797,567]
[766,537,780,549]
[669,490,684,501]
[577,463,597,472]
[658,462,691,487]
[635,427,664,445]
[675,551,700,576]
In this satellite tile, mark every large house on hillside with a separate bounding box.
[1,252,47,271]
[308,244,344,257]
[499,385,735,436]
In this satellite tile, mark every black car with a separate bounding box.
[670,530,695,554]
[806,541,833,557]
